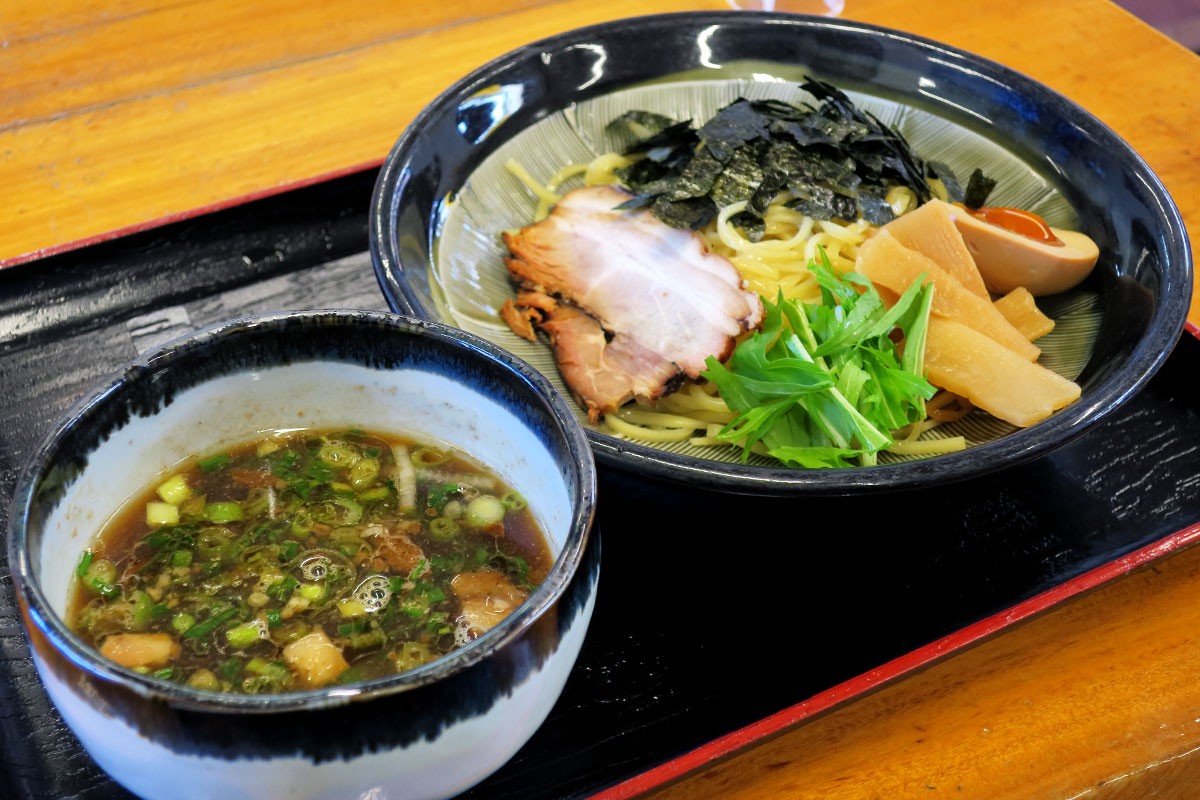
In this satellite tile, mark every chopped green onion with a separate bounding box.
[400,599,428,619]
[265,575,298,603]
[297,583,326,602]
[156,474,192,505]
[290,509,314,536]
[465,495,505,528]
[172,613,196,634]
[303,457,335,482]
[195,526,233,559]
[287,479,317,500]
[198,453,231,473]
[411,447,449,466]
[407,559,429,581]
[337,598,366,618]
[204,501,243,523]
[428,516,460,541]
[500,491,527,512]
[242,488,272,518]
[333,497,363,525]
[245,657,291,683]
[225,622,263,649]
[171,549,194,568]
[318,442,359,467]
[131,591,155,630]
[356,486,390,503]
[338,619,367,636]
[182,607,238,640]
[80,558,119,599]
[348,457,381,489]
[146,501,180,526]
[91,581,120,600]
[347,630,386,650]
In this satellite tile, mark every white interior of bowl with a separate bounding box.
[38,362,571,615]
[431,76,1102,466]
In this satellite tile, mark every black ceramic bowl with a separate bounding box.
[369,11,1192,496]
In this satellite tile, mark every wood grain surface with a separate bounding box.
[3,2,1200,798]
[2,0,1197,326]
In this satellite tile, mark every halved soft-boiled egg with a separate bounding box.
[948,204,1100,296]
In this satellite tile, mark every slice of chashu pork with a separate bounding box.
[500,184,763,422]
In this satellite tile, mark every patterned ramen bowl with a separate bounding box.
[6,310,599,800]
[369,11,1191,496]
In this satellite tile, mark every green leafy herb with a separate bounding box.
[425,482,463,513]
[701,251,937,468]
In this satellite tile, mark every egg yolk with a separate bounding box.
[960,204,1065,246]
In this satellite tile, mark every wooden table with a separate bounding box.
[3,1,1199,797]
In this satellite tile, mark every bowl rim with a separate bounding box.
[6,308,598,712]
[368,10,1193,497]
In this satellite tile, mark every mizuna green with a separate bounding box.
[702,251,937,468]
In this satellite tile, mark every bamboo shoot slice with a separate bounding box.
[880,198,990,299]
[924,317,1080,427]
[857,230,1040,361]
[994,286,1056,342]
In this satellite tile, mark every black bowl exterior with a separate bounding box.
[369,11,1191,496]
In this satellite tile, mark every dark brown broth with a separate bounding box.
[68,428,553,694]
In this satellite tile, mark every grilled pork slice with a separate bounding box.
[538,303,683,419]
[501,184,763,421]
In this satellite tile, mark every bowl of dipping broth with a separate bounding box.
[7,309,599,800]
[369,11,1192,496]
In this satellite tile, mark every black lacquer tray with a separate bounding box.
[2,170,1199,799]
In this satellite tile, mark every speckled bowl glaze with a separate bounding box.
[369,11,1192,496]
[7,310,599,800]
